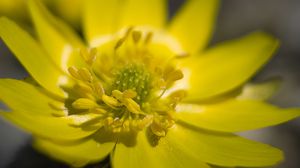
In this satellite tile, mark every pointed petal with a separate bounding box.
[113,131,210,168]
[168,0,220,53]
[0,110,99,142]
[34,136,115,167]
[176,100,300,132]
[28,0,85,72]
[181,31,279,101]
[0,17,68,96]
[119,0,167,28]
[165,124,283,167]
[50,0,82,28]
[237,78,281,101]
[0,79,63,116]
[83,0,121,46]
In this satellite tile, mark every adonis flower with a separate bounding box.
[0,0,300,167]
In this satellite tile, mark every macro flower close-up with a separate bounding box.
[1,0,300,167]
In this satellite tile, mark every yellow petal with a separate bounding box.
[28,0,85,72]
[176,100,300,132]
[0,17,68,96]
[50,0,82,28]
[119,0,167,29]
[83,0,121,46]
[237,78,281,101]
[33,134,115,167]
[0,0,28,23]
[181,31,279,101]
[165,124,283,167]
[112,131,210,168]
[0,79,63,116]
[0,111,99,142]
[168,0,219,53]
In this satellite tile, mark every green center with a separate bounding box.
[112,64,151,103]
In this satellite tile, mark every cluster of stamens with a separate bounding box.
[52,28,186,137]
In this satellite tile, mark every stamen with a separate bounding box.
[138,115,153,128]
[72,98,97,110]
[102,94,122,108]
[132,30,142,44]
[168,90,187,103]
[151,120,166,137]
[115,38,126,50]
[123,89,137,98]
[80,48,97,65]
[111,89,143,114]
[75,83,93,93]
[115,27,134,50]
[93,82,105,98]
[165,69,184,87]
[77,68,93,82]
[123,98,143,114]
[63,28,186,136]
[144,32,153,44]
[92,108,107,114]
[68,66,81,79]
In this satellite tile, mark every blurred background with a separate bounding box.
[0,0,300,167]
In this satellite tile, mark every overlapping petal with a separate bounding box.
[0,80,99,141]
[176,99,300,132]
[237,78,281,101]
[0,17,68,96]
[83,0,121,46]
[119,0,167,29]
[181,31,279,101]
[34,133,115,167]
[165,124,283,167]
[0,110,99,142]
[0,79,61,116]
[28,0,85,72]
[168,0,219,53]
[113,131,210,168]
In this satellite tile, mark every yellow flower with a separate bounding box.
[0,0,299,167]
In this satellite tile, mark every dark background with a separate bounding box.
[1,0,300,167]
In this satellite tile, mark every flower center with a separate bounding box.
[52,27,186,137]
[111,64,151,104]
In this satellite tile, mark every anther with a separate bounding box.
[72,98,97,110]
[93,82,105,98]
[68,66,81,79]
[102,94,122,108]
[123,89,137,99]
[78,68,93,82]
[137,115,153,129]
[166,69,184,86]
[89,108,105,115]
[76,82,93,93]
[115,27,134,50]
[80,48,97,65]
[151,121,166,137]
[124,98,143,114]
[168,90,187,103]
[115,38,126,50]
[144,32,153,44]
[132,30,142,44]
